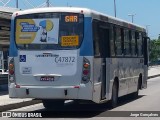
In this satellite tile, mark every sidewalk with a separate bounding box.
[0,65,160,112]
[148,65,160,79]
[0,91,41,112]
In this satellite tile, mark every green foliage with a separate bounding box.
[149,39,160,62]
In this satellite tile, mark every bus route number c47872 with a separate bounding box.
[55,57,75,63]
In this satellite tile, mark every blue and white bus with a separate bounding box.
[8,7,149,109]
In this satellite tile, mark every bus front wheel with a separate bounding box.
[42,99,64,110]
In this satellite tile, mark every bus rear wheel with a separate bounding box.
[42,99,64,110]
[111,81,118,108]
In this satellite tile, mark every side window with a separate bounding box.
[129,30,132,55]
[135,32,138,56]
[124,29,130,56]
[115,27,123,56]
[136,32,143,57]
[93,20,110,58]
[131,31,136,56]
[110,26,115,56]
[93,21,100,57]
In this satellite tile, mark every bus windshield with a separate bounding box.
[15,12,84,50]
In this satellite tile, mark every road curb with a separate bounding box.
[148,74,160,79]
[0,99,42,112]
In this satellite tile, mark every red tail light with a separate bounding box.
[83,63,90,68]
[16,85,20,88]
[9,58,15,83]
[9,63,14,69]
[9,63,14,75]
[9,69,14,75]
[82,57,90,84]
[83,70,89,75]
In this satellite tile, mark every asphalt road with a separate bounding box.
[5,77,160,119]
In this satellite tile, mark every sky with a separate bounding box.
[1,0,159,39]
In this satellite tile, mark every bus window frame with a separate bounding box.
[14,12,84,50]
[92,18,146,59]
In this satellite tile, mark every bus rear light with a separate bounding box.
[9,59,14,76]
[74,86,80,88]
[83,70,89,75]
[81,57,90,84]
[8,58,15,83]
[9,64,14,69]
[16,85,20,88]
[9,70,14,75]
[82,76,89,82]
[83,63,90,68]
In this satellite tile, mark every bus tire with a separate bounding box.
[111,81,118,108]
[42,99,64,110]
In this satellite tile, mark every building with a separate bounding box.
[0,6,20,70]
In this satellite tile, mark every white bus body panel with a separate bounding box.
[108,58,144,98]
[93,57,145,103]
[16,50,80,86]
[9,50,93,100]
[92,58,102,103]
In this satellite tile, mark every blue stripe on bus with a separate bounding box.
[9,18,18,57]
[80,17,94,56]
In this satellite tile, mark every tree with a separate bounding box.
[149,39,160,63]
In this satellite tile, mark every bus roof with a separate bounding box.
[13,7,146,32]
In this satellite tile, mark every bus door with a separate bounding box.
[99,27,110,100]
[143,36,149,88]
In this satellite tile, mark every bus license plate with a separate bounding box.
[40,76,54,81]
